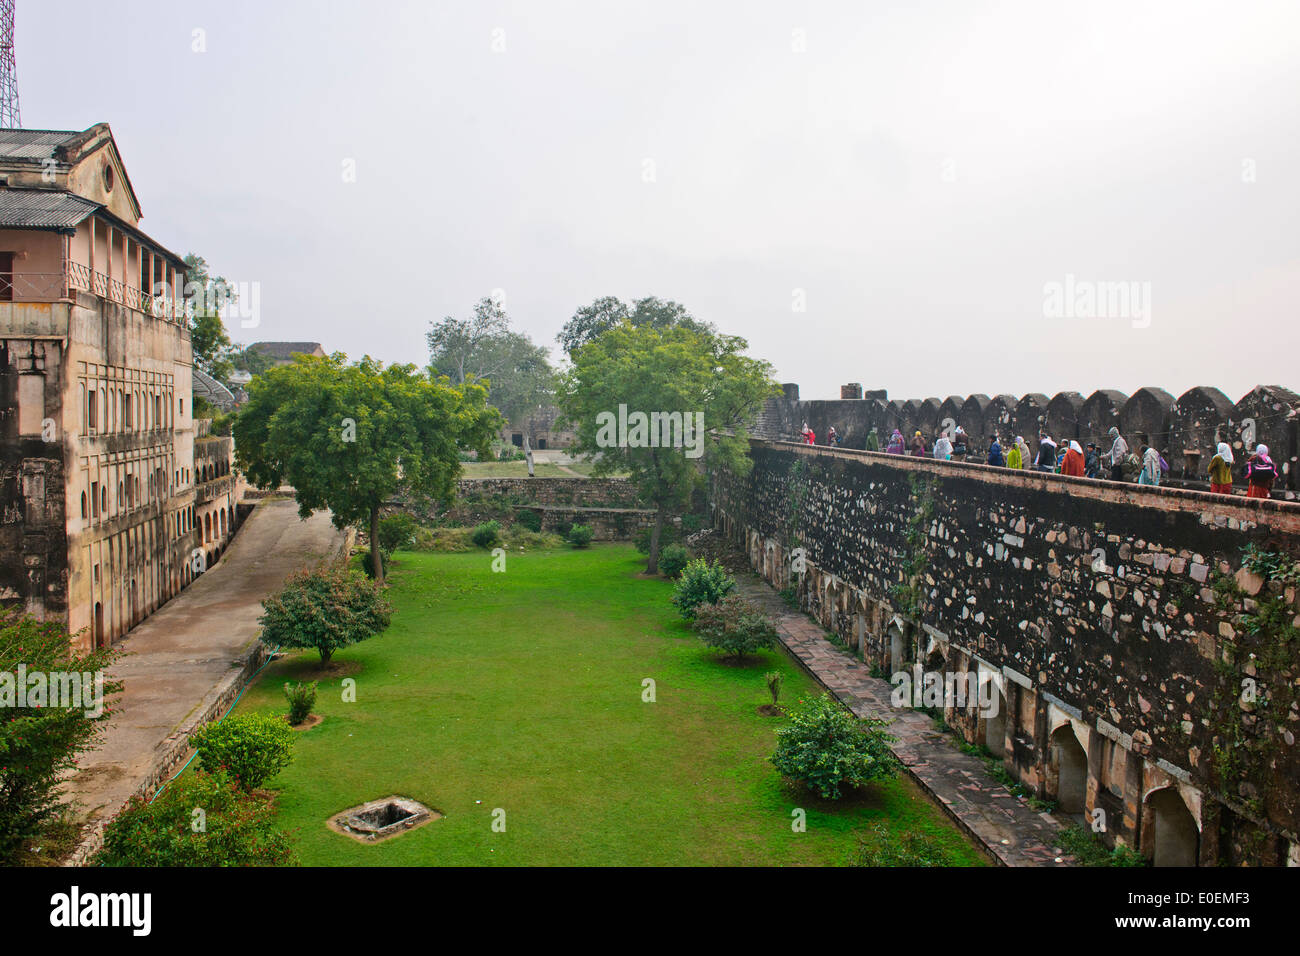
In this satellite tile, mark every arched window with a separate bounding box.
[80,491,87,519]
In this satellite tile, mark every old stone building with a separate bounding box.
[0,123,237,650]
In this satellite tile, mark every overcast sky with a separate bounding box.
[19,0,1300,403]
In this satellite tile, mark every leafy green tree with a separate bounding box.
[0,612,121,863]
[93,770,295,866]
[258,565,393,666]
[556,295,716,358]
[559,320,778,572]
[233,354,501,582]
[693,594,777,661]
[427,296,556,432]
[183,253,238,380]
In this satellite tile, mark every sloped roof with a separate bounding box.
[0,188,100,229]
[249,341,324,360]
[193,366,236,410]
[0,128,84,161]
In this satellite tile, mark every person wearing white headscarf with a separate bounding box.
[1208,442,1234,495]
[1246,444,1277,499]
[1061,440,1085,476]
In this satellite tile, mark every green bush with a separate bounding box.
[377,512,418,556]
[514,509,542,532]
[853,823,965,866]
[0,612,121,863]
[567,523,593,547]
[693,595,777,660]
[283,681,318,725]
[659,543,690,577]
[259,564,392,665]
[471,520,502,548]
[670,558,736,619]
[92,770,295,867]
[189,712,296,791]
[503,526,565,550]
[1056,824,1148,867]
[771,694,900,799]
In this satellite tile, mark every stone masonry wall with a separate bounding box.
[713,439,1300,865]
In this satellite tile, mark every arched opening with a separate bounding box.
[1050,725,1088,814]
[204,513,212,542]
[1144,788,1199,867]
[981,680,1007,758]
[93,602,104,648]
[888,623,906,675]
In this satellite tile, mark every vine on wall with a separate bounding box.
[890,473,937,619]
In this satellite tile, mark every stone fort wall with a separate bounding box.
[712,439,1300,866]
[755,383,1300,496]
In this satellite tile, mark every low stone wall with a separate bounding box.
[454,477,642,508]
[713,439,1300,865]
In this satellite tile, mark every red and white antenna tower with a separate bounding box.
[0,1,18,129]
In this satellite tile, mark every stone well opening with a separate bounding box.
[328,796,440,843]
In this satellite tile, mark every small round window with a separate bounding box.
[102,163,114,192]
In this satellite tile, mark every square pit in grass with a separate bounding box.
[328,796,440,843]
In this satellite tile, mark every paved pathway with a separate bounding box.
[734,574,1074,866]
[64,499,346,826]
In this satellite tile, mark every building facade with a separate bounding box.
[0,124,237,650]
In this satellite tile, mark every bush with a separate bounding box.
[765,671,784,706]
[413,527,473,552]
[670,558,736,619]
[259,564,392,665]
[92,770,295,867]
[1056,824,1148,867]
[471,520,502,548]
[283,681,318,725]
[567,524,594,548]
[659,543,690,577]
[190,712,295,791]
[377,512,418,556]
[514,509,542,532]
[853,823,965,866]
[693,595,777,660]
[503,526,565,550]
[0,612,121,863]
[771,694,900,799]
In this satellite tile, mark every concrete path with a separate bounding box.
[64,499,346,826]
[734,574,1075,866]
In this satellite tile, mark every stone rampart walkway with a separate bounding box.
[734,574,1075,866]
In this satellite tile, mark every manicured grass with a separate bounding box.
[233,545,985,866]
[458,461,575,477]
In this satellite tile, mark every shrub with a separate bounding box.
[659,543,690,577]
[503,527,565,550]
[771,694,900,799]
[92,770,295,867]
[670,558,736,619]
[413,527,473,552]
[283,681,318,725]
[471,520,502,548]
[1056,824,1148,867]
[853,823,965,867]
[693,595,777,660]
[514,508,542,532]
[567,524,594,548]
[377,512,418,556]
[259,564,392,665]
[190,712,295,791]
[765,671,784,706]
[0,612,121,863]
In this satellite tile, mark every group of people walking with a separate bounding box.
[799,421,1279,499]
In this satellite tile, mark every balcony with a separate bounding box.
[0,264,186,321]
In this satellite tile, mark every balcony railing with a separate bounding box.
[57,262,185,321]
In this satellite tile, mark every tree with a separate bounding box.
[259,564,393,665]
[556,295,717,358]
[233,354,501,582]
[427,297,556,432]
[0,612,121,863]
[183,253,238,380]
[693,595,777,661]
[558,319,778,573]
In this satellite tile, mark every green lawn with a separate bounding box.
[458,461,575,477]
[232,545,985,866]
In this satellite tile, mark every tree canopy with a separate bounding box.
[558,320,777,572]
[233,354,502,581]
[556,295,717,359]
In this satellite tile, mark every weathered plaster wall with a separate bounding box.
[713,440,1300,865]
